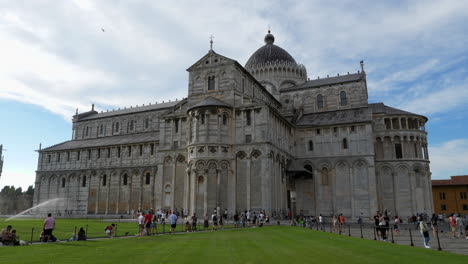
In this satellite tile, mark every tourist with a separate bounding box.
[332,215,338,232]
[185,221,191,232]
[449,214,457,238]
[10,230,19,246]
[394,216,401,236]
[192,213,197,231]
[161,209,166,224]
[338,214,345,234]
[419,216,431,248]
[43,213,55,242]
[219,215,224,229]
[253,212,258,227]
[1,225,13,245]
[78,227,86,241]
[212,213,218,231]
[241,212,246,228]
[151,213,158,234]
[170,211,178,233]
[378,214,387,241]
[138,213,145,236]
[319,214,323,230]
[105,224,115,238]
[223,209,228,220]
[233,212,239,228]
[373,211,381,240]
[145,210,153,236]
[201,214,208,229]
[430,214,438,237]
[246,210,251,226]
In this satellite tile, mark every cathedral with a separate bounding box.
[33,31,433,219]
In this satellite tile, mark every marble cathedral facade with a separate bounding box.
[33,32,433,218]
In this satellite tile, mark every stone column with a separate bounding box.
[95,174,100,215]
[105,173,110,215]
[246,157,251,210]
[392,172,398,216]
[349,166,355,218]
[409,172,416,213]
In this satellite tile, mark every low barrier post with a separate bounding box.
[30,227,34,244]
[360,223,363,238]
[409,229,414,247]
[436,229,442,251]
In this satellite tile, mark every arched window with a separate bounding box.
[317,94,324,109]
[61,178,66,188]
[123,174,128,185]
[145,173,151,185]
[308,140,314,151]
[145,118,149,129]
[115,122,120,132]
[222,113,228,125]
[340,91,347,106]
[343,138,348,149]
[201,113,205,124]
[129,120,134,131]
[82,176,87,187]
[208,76,215,90]
[102,175,107,186]
[321,168,329,185]
[100,124,104,134]
[304,165,313,172]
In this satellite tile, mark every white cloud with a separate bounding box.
[429,139,468,179]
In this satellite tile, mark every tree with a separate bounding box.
[26,185,34,196]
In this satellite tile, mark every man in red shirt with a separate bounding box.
[338,214,345,234]
[144,211,153,236]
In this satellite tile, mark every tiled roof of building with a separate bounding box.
[281,72,365,92]
[41,132,159,152]
[187,96,231,111]
[432,175,468,186]
[76,101,179,121]
[369,102,420,116]
[296,107,372,126]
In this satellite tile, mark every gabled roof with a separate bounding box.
[281,72,365,92]
[432,175,468,186]
[41,132,159,152]
[186,50,235,71]
[75,101,179,121]
[187,96,231,111]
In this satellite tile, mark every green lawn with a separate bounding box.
[0,217,192,242]
[1,226,466,264]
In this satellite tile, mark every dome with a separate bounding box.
[245,31,297,68]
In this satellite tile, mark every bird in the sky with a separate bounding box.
[101,28,105,32]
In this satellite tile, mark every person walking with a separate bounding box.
[319,214,323,230]
[430,214,438,238]
[203,214,209,229]
[449,214,457,238]
[43,213,55,242]
[170,211,178,233]
[144,210,153,236]
[338,214,345,234]
[394,216,401,236]
[212,213,218,231]
[138,213,145,236]
[419,217,431,248]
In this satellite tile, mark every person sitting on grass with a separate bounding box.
[1,225,13,244]
[105,224,115,238]
[78,227,86,241]
[185,221,192,232]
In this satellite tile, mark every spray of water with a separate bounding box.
[4,198,64,221]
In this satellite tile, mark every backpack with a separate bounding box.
[104,226,108,231]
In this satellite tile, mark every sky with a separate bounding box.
[0,0,467,189]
